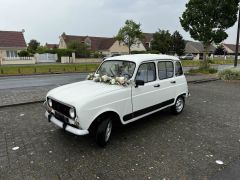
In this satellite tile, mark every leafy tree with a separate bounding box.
[115,20,144,54]
[36,46,49,54]
[171,31,185,56]
[54,49,73,60]
[214,45,226,55]
[180,0,239,67]
[151,29,172,54]
[27,39,40,54]
[67,41,90,58]
[18,50,30,57]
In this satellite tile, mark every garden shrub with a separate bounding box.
[218,68,240,80]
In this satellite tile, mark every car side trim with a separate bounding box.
[123,98,175,121]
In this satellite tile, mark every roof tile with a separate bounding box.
[62,34,115,51]
[0,31,26,48]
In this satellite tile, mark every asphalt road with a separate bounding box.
[0,73,88,90]
[0,64,238,90]
[0,81,239,179]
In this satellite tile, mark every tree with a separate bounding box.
[67,41,90,58]
[171,31,185,56]
[180,0,239,67]
[151,29,172,54]
[214,45,226,55]
[27,39,40,54]
[36,46,48,54]
[115,20,143,54]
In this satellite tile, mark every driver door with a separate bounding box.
[131,62,159,115]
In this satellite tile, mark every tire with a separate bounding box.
[171,96,185,115]
[95,117,113,147]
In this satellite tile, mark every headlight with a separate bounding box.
[48,99,52,107]
[69,108,75,118]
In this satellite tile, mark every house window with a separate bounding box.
[6,51,18,58]
[145,43,150,48]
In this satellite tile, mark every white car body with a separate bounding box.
[45,54,189,139]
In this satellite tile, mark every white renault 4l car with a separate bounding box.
[44,54,189,147]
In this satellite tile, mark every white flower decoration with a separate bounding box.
[102,75,109,82]
[110,79,116,85]
[116,77,125,84]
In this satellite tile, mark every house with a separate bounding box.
[184,41,216,59]
[0,30,27,59]
[45,43,58,50]
[59,33,146,56]
[142,33,154,50]
[222,43,240,55]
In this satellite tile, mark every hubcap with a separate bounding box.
[105,121,112,142]
[176,98,184,112]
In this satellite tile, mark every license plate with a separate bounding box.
[55,112,69,123]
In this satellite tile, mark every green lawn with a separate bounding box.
[181,59,234,66]
[0,59,236,76]
[0,63,100,76]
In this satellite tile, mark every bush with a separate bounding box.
[54,49,73,60]
[188,67,218,74]
[218,68,240,80]
[131,50,160,54]
[147,50,160,54]
[92,52,103,58]
[131,51,146,54]
[18,50,30,57]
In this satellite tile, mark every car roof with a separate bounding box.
[105,54,180,64]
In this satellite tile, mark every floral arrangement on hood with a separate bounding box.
[87,73,130,86]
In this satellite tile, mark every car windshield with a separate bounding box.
[97,60,136,79]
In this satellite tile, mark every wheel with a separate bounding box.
[95,118,113,147]
[171,96,185,114]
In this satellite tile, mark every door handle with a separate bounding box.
[154,84,160,87]
[170,81,176,84]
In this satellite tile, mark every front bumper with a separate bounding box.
[44,102,89,136]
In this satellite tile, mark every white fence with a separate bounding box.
[61,56,102,64]
[3,57,33,60]
[35,53,58,63]
[1,57,36,65]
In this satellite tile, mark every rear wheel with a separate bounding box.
[95,118,113,147]
[171,96,185,114]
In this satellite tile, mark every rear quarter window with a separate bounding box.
[175,61,183,76]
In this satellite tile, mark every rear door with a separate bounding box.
[156,60,176,104]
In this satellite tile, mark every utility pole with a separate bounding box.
[234,7,240,67]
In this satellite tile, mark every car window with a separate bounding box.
[158,61,174,80]
[97,60,136,79]
[136,62,156,83]
[175,61,183,76]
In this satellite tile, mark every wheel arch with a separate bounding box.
[88,110,122,134]
[174,93,186,103]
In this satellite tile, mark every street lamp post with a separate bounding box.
[234,6,240,67]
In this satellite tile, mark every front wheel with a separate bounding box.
[95,118,113,147]
[171,96,185,115]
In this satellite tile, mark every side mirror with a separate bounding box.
[135,80,145,88]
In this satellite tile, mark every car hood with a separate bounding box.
[47,80,123,106]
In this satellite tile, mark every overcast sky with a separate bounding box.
[0,0,238,45]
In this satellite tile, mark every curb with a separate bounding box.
[187,78,219,84]
[0,100,45,108]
